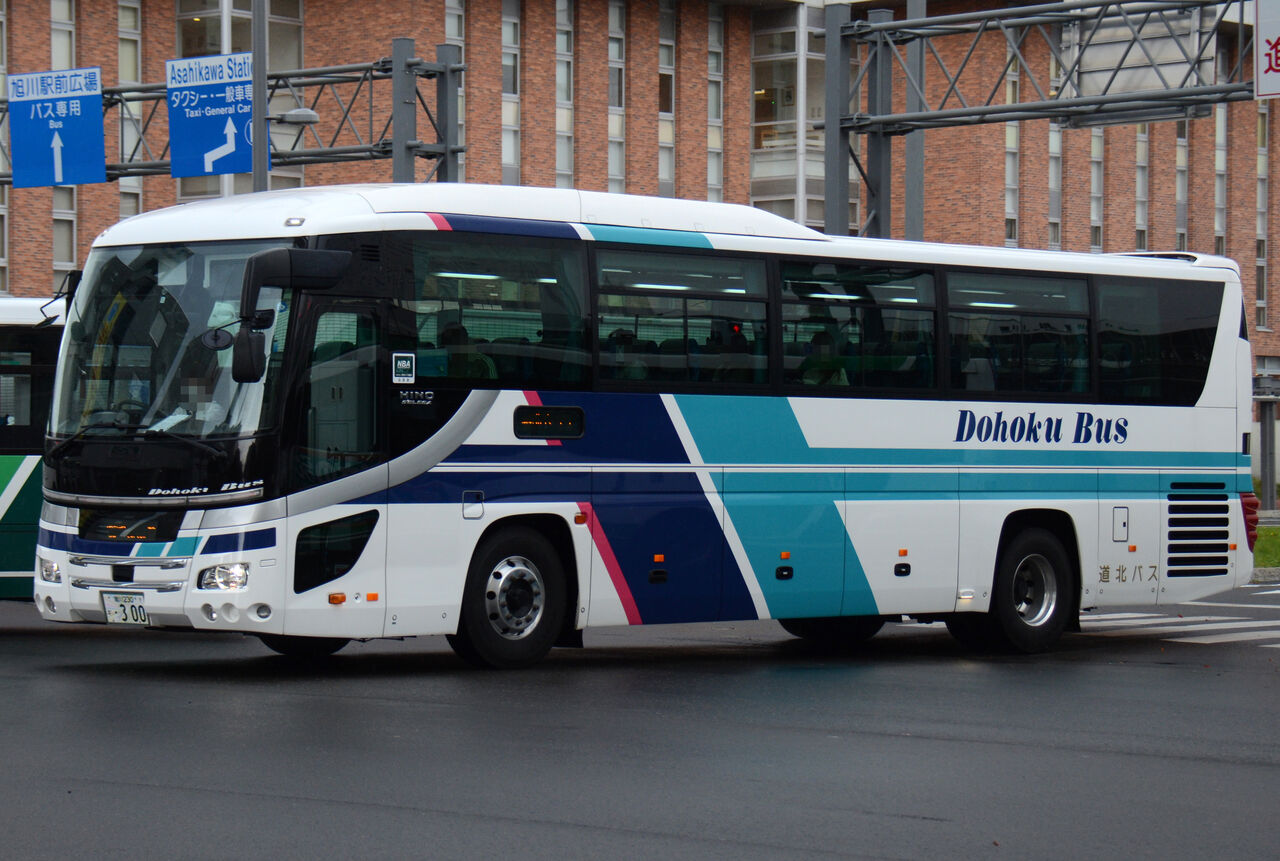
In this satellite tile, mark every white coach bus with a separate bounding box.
[32,184,1257,666]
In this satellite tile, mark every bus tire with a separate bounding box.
[448,526,566,669]
[258,634,349,658]
[778,616,884,649]
[988,528,1072,653]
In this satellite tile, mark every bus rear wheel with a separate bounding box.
[988,528,1071,653]
[257,634,349,659]
[448,526,566,670]
[778,616,884,649]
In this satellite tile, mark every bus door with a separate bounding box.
[282,299,388,639]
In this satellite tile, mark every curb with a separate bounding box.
[1252,568,1280,584]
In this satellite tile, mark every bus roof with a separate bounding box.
[93,183,828,247]
[0,296,64,326]
[90,184,1241,284]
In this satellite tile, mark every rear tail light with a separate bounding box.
[1241,492,1260,553]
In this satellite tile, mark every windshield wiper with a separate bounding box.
[140,428,228,461]
[49,420,227,462]
[48,421,147,459]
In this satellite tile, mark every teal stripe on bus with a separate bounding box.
[673,394,1242,470]
[584,224,715,248]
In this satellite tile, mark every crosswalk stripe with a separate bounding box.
[1080,615,1239,629]
[1165,629,1280,644]
[1080,612,1162,621]
[1092,619,1280,637]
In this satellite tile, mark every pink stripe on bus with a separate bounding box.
[522,391,561,446]
[577,502,641,625]
[427,212,451,230]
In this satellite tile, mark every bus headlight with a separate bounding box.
[197,562,250,591]
[37,557,61,584]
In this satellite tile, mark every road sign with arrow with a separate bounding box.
[165,53,256,179]
[5,67,106,189]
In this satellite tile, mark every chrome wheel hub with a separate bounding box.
[484,555,544,640]
[1012,552,1058,627]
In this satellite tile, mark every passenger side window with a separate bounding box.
[947,272,1089,395]
[407,236,588,387]
[0,326,59,453]
[1097,277,1222,406]
[595,249,768,385]
[781,261,936,391]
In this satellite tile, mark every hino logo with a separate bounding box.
[148,486,209,496]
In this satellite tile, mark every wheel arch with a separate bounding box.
[473,513,582,646]
[996,508,1082,630]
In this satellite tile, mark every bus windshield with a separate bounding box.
[51,239,293,440]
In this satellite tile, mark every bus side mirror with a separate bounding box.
[238,247,352,322]
[232,327,267,383]
[232,247,352,383]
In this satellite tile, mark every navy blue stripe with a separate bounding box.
[203,528,277,555]
[37,529,134,556]
[438,213,580,240]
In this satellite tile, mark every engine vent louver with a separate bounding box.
[1166,482,1230,577]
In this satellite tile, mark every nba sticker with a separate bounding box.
[392,352,415,384]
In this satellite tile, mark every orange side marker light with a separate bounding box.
[328,593,347,605]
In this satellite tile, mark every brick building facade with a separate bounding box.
[2,0,1277,368]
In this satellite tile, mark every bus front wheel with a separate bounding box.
[448,526,567,669]
[988,528,1072,653]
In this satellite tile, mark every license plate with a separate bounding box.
[103,592,149,626]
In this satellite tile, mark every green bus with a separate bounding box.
[0,298,62,600]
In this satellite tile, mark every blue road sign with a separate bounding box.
[166,53,256,178]
[6,68,106,188]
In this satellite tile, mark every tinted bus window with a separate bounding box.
[405,235,588,387]
[781,261,936,390]
[1097,277,1222,406]
[947,271,1089,395]
[595,250,768,385]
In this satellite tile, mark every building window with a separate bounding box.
[1174,121,1188,251]
[608,0,626,193]
[555,0,573,189]
[657,0,675,197]
[1047,123,1062,249]
[119,1,143,217]
[1135,123,1148,251]
[445,0,466,182]
[751,6,798,221]
[501,0,520,185]
[707,3,724,202]
[52,0,74,69]
[1004,58,1019,247]
[53,187,76,294]
[1090,128,1103,251]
